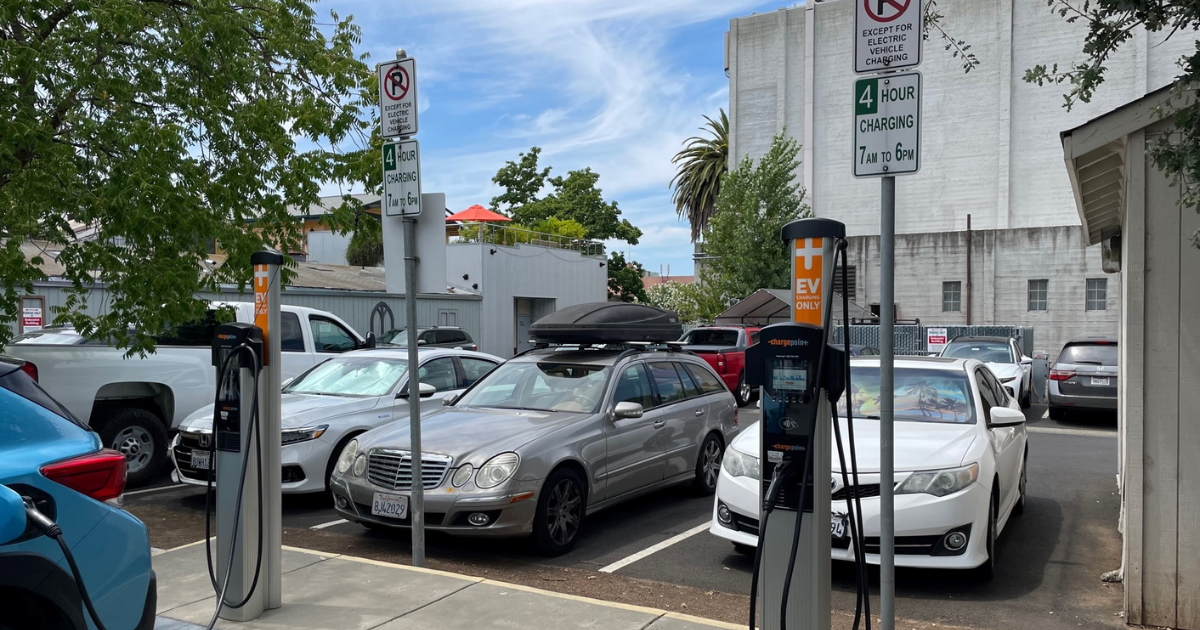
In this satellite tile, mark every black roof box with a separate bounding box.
[530,302,682,344]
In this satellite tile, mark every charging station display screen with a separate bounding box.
[771,359,809,392]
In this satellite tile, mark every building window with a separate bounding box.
[1028,279,1048,311]
[833,266,857,300]
[1086,278,1107,311]
[942,281,961,312]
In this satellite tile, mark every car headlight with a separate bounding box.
[282,425,328,445]
[335,439,358,475]
[1001,376,1018,383]
[353,453,367,476]
[476,453,519,489]
[722,448,760,480]
[896,463,979,497]
[451,464,474,487]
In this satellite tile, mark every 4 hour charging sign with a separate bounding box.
[853,72,921,177]
[383,140,421,216]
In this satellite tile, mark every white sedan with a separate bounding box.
[711,357,1028,578]
[170,347,502,494]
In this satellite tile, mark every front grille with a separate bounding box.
[832,484,881,501]
[173,433,214,481]
[863,535,941,555]
[366,450,452,491]
[731,513,760,536]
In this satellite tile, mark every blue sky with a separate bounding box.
[321,0,785,276]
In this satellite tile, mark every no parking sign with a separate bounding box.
[855,0,923,74]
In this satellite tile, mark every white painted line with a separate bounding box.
[1041,409,1049,419]
[310,518,349,530]
[1027,426,1116,438]
[124,483,187,496]
[598,521,711,574]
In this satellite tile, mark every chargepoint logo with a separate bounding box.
[768,338,810,347]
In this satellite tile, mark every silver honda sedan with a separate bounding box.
[329,347,740,554]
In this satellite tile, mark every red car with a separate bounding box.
[678,326,760,407]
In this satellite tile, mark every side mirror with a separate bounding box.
[988,406,1025,427]
[418,382,437,398]
[0,485,27,545]
[1020,356,1033,365]
[417,339,428,346]
[442,393,459,406]
[282,377,294,388]
[364,331,377,349]
[613,401,644,420]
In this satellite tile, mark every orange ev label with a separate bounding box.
[792,237,824,325]
[253,263,271,364]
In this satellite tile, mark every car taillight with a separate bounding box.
[734,409,739,425]
[40,449,127,502]
[20,361,38,382]
[717,353,726,370]
[1049,369,1075,381]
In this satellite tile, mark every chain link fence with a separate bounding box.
[831,325,1036,357]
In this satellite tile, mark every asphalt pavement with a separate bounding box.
[130,402,1123,629]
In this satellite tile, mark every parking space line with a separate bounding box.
[1027,426,1116,438]
[125,484,187,496]
[598,521,711,574]
[1041,409,1049,419]
[310,518,349,530]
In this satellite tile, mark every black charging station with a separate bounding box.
[212,322,263,454]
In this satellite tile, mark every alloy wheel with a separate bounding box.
[546,478,582,546]
[114,426,154,474]
[739,381,751,404]
[702,439,723,489]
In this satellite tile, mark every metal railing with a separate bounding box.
[448,222,606,257]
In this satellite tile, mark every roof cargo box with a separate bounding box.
[530,302,682,344]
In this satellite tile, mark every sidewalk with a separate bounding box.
[152,541,739,630]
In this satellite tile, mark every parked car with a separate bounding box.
[711,356,1028,579]
[939,336,1033,408]
[0,355,155,629]
[848,344,880,356]
[678,325,760,407]
[4,303,372,485]
[330,346,739,555]
[378,326,477,351]
[1048,337,1118,419]
[171,348,501,494]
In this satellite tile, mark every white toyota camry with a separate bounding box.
[170,347,502,494]
[710,357,1028,577]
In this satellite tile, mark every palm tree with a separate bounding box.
[670,109,729,242]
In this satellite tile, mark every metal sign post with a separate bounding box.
[379,48,426,567]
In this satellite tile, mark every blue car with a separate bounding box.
[0,355,156,630]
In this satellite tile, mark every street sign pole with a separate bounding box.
[404,212,425,568]
[879,174,896,630]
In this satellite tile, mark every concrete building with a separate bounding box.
[1063,86,1198,630]
[726,0,1191,355]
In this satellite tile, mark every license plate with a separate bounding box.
[191,449,211,470]
[1091,377,1110,386]
[831,514,848,539]
[371,492,409,520]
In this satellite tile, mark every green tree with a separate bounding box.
[345,216,383,267]
[643,281,724,323]
[0,1,375,352]
[670,109,728,242]
[700,131,810,304]
[490,149,642,244]
[607,252,648,303]
[1025,0,1200,246]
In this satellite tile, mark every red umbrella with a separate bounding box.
[446,204,511,222]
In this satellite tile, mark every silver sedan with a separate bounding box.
[330,347,740,554]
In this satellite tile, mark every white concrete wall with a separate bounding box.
[728,0,1193,235]
[306,230,351,266]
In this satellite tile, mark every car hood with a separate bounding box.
[986,363,1023,381]
[355,406,589,466]
[731,419,978,472]
[180,394,384,432]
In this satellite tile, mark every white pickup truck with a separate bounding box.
[5,303,371,485]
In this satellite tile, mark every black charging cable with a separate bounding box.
[748,459,797,630]
[22,500,110,630]
[202,343,265,630]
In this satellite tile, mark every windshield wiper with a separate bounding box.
[1072,360,1103,365]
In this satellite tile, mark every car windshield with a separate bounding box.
[1058,343,1117,365]
[454,361,611,413]
[284,357,408,397]
[682,329,739,346]
[378,329,410,345]
[837,366,976,424]
[942,341,1014,363]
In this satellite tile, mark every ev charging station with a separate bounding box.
[747,218,859,630]
[207,251,284,625]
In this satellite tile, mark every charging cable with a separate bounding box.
[202,343,265,630]
[23,500,110,630]
[748,460,796,630]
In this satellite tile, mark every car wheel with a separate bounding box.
[1048,405,1067,421]
[734,372,752,407]
[99,408,168,487]
[692,433,724,495]
[975,489,997,581]
[1013,450,1028,516]
[1019,386,1031,409]
[533,468,586,556]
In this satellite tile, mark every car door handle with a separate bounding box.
[653,419,666,429]
[694,408,704,416]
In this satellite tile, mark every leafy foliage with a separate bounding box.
[700,131,810,305]
[643,281,724,323]
[923,0,980,73]
[490,147,642,244]
[607,252,648,303]
[0,0,376,352]
[345,216,382,267]
[670,109,728,242]
[1024,0,1200,246]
